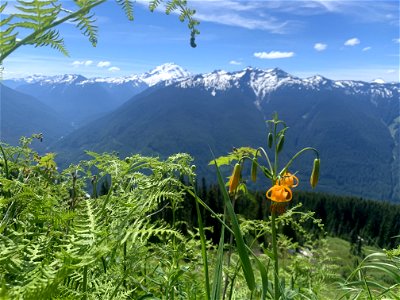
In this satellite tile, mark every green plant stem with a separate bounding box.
[195,196,211,300]
[0,144,9,179]
[271,210,280,300]
[82,265,88,300]
[190,175,210,300]
[280,147,319,175]
[123,241,127,288]
[223,197,237,300]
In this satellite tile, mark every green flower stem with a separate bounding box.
[280,147,319,176]
[271,210,280,300]
[257,147,273,171]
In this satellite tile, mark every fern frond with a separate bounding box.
[121,218,184,245]
[72,12,98,46]
[149,0,162,12]
[116,0,134,21]
[14,0,59,29]
[0,8,17,57]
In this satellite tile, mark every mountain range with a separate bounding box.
[2,63,399,202]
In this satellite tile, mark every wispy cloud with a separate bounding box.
[229,60,242,65]
[282,1,399,25]
[97,61,111,67]
[362,46,371,52]
[254,51,295,59]
[393,38,400,44]
[194,12,297,34]
[314,43,327,51]
[108,66,120,72]
[137,0,398,35]
[344,38,360,46]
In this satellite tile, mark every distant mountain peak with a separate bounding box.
[267,67,292,77]
[140,63,191,86]
[22,74,87,85]
[372,78,386,84]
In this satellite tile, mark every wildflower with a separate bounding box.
[279,172,298,188]
[266,184,292,202]
[229,163,241,193]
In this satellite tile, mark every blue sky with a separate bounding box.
[2,0,399,82]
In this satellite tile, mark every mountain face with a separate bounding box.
[51,67,400,202]
[0,84,72,150]
[3,63,191,127]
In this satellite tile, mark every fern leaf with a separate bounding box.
[72,12,98,46]
[31,29,69,56]
[149,0,162,12]
[116,0,134,21]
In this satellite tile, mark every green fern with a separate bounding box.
[116,0,134,21]
[0,0,199,64]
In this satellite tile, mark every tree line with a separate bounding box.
[152,178,400,250]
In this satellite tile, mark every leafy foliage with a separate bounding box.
[0,138,205,299]
[0,0,199,63]
[0,137,398,299]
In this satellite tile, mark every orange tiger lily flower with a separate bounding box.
[279,172,299,188]
[266,184,292,203]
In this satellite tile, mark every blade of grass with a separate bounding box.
[187,187,271,297]
[214,159,256,292]
[255,256,270,300]
[211,211,225,300]
[191,176,211,300]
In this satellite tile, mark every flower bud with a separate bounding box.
[310,158,320,188]
[229,163,241,193]
[277,135,285,153]
[268,133,273,148]
[251,159,257,182]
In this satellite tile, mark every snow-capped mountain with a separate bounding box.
[79,62,191,86]
[47,65,399,202]
[170,67,398,102]
[3,63,192,126]
[3,63,399,201]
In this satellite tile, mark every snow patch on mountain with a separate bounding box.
[172,67,399,106]
[7,64,399,105]
[140,62,190,86]
[80,63,190,87]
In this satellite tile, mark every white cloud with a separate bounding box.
[393,38,400,44]
[254,51,295,59]
[72,60,93,67]
[108,67,120,72]
[314,43,327,51]
[72,61,84,67]
[387,69,396,73]
[362,46,371,52]
[97,61,111,67]
[229,60,242,65]
[344,38,360,46]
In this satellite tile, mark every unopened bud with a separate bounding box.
[229,163,241,193]
[277,135,285,153]
[310,158,320,188]
[268,133,273,148]
[251,159,257,182]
